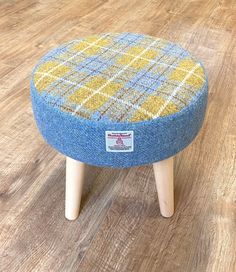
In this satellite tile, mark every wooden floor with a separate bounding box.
[0,0,235,271]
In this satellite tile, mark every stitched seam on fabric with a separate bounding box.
[33,33,207,123]
[34,45,197,121]
[37,37,201,113]
[32,78,207,127]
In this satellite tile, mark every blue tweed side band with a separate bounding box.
[30,33,208,168]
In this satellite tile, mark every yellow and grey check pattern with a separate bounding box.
[33,33,206,122]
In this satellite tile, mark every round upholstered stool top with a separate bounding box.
[31,32,208,168]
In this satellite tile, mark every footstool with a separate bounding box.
[30,32,208,220]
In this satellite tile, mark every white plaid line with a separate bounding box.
[153,63,201,118]
[75,40,205,82]
[34,71,155,118]
[35,72,76,86]
[154,61,204,81]
[73,39,160,116]
[75,86,155,118]
[35,33,109,88]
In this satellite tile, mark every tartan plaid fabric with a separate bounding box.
[33,33,206,123]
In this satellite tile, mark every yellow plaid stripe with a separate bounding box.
[33,33,206,122]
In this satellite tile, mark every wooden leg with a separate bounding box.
[153,157,174,217]
[65,157,85,220]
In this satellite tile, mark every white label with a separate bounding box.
[105,131,134,152]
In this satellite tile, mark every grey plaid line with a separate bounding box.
[72,39,162,116]
[66,33,143,68]
[83,39,165,120]
[96,87,130,120]
[35,33,110,87]
[75,39,204,81]
[119,90,150,122]
[154,63,201,117]
[96,85,147,121]
[39,44,195,118]
[35,70,157,119]
[52,36,151,108]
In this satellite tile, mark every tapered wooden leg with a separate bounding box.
[153,157,174,217]
[65,157,85,220]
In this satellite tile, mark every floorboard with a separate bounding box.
[0,0,235,271]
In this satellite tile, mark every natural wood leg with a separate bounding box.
[65,157,85,220]
[153,157,174,217]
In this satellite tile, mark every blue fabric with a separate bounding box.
[30,78,208,168]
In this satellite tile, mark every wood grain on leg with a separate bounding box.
[1,0,236,271]
[65,157,85,220]
[153,157,174,217]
